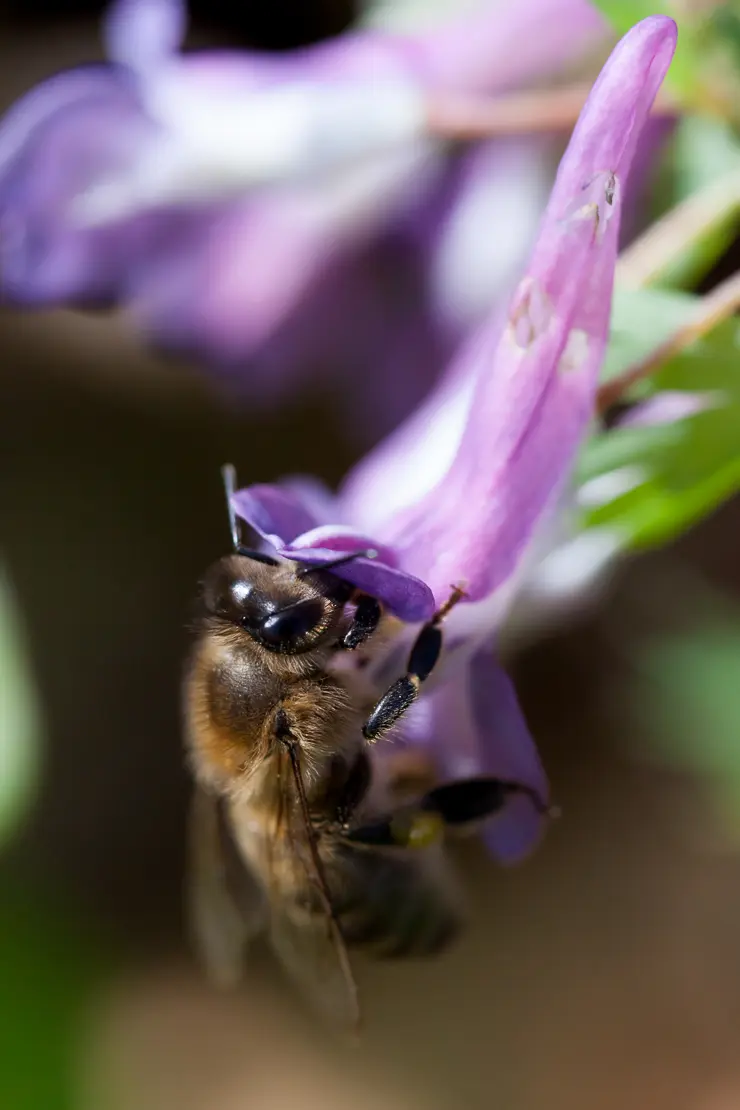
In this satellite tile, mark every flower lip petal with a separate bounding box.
[231,484,322,548]
[468,651,549,863]
[482,791,546,863]
[286,523,398,563]
[284,539,435,623]
[231,484,435,622]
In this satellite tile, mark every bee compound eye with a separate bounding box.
[258,598,327,650]
[212,577,261,624]
[202,566,265,626]
[228,577,256,610]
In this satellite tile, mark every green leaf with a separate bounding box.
[601,286,698,386]
[578,420,685,483]
[0,566,42,847]
[589,0,670,33]
[669,115,740,202]
[654,118,740,288]
[580,317,740,549]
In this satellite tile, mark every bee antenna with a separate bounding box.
[221,464,241,552]
[297,549,378,578]
[220,464,279,565]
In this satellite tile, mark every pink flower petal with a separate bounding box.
[231,483,320,547]
[347,16,677,606]
[406,0,606,95]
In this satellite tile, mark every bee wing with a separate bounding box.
[187,784,267,988]
[266,886,361,1030]
[262,779,360,1030]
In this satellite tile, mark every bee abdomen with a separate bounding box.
[334,849,461,959]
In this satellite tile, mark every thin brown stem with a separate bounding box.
[597,269,740,414]
[426,83,677,141]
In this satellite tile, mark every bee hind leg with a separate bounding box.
[422,776,553,827]
[362,585,466,741]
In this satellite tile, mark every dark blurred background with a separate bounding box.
[3,4,740,1109]
[2,0,357,48]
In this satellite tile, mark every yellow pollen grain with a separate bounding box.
[395,811,444,848]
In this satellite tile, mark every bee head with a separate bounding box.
[201,553,354,655]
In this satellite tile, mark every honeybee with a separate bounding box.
[184,466,548,1028]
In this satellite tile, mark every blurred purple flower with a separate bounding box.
[229,17,678,861]
[0,0,605,428]
[615,389,722,427]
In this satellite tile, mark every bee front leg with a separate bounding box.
[362,586,466,741]
[340,594,382,651]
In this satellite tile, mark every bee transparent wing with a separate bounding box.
[254,740,361,1029]
[266,887,361,1030]
[187,784,267,988]
[260,782,360,1030]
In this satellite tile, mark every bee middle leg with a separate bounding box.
[362,586,466,741]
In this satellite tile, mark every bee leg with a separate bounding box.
[362,586,466,741]
[421,776,555,827]
[346,777,556,849]
[340,594,382,651]
[320,750,373,828]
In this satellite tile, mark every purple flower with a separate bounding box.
[615,390,721,427]
[228,16,678,861]
[0,0,605,428]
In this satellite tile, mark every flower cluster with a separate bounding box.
[0,2,678,859]
[227,16,678,860]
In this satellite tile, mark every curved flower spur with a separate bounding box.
[227,16,678,863]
